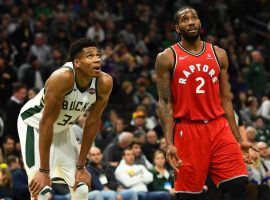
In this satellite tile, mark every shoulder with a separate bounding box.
[97,72,113,98]
[45,67,74,95]
[156,48,175,68]
[213,45,227,57]
[213,45,228,68]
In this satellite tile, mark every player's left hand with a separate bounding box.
[73,168,91,191]
[240,140,259,164]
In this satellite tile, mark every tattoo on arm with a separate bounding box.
[155,51,174,144]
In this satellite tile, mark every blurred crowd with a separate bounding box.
[0,0,269,199]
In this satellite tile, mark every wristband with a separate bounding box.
[76,165,85,170]
[39,168,50,174]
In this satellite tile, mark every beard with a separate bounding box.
[179,26,201,42]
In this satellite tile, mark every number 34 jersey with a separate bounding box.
[19,62,97,133]
[170,42,225,121]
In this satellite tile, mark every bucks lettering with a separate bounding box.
[62,100,91,112]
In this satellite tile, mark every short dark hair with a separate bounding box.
[174,6,198,25]
[12,83,26,93]
[69,38,97,61]
[3,135,14,144]
[122,147,133,156]
[130,140,142,148]
[6,155,19,166]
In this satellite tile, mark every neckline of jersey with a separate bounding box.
[75,78,93,93]
[177,41,206,57]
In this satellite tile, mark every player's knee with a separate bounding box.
[74,183,89,199]
[37,186,52,200]
[219,177,248,196]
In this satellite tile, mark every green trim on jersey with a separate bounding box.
[21,105,44,120]
[25,125,35,168]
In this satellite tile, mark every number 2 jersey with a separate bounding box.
[19,62,97,133]
[171,41,225,121]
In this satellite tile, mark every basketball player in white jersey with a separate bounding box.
[17,38,113,199]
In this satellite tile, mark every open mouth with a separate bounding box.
[93,66,101,71]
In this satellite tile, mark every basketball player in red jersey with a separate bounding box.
[155,7,257,200]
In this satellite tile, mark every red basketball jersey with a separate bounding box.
[171,41,225,121]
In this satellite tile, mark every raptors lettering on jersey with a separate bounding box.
[171,42,225,121]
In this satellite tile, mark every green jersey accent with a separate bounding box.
[19,62,97,133]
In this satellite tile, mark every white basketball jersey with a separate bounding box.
[19,62,97,133]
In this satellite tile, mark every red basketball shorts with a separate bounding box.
[173,116,247,193]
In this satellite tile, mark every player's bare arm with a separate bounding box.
[155,49,174,144]
[215,46,257,163]
[155,49,182,171]
[74,71,113,189]
[215,46,243,142]
[29,68,74,197]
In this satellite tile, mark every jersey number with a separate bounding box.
[57,114,77,126]
[195,77,205,94]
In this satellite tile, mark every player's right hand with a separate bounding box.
[166,145,183,173]
[73,168,91,191]
[29,171,51,197]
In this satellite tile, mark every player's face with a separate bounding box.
[175,9,201,42]
[75,47,101,78]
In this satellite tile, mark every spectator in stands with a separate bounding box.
[257,93,270,126]
[87,147,138,200]
[103,132,133,167]
[142,130,160,162]
[0,54,18,106]
[130,140,152,169]
[115,148,170,200]
[246,126,257,144]
[247,50,267,97]
[257,142,270,169]
[6,155,30,200]
[131,111,148,133]
[4,83,27,141]
[254,117,270,146]
[0,148,4,164]
[248,147,270,199]
[0,163,12,199]
[241,96,259,126]
[86,21,105,43]
[20,54,46,90]
[148,150,174,197]
[27,87,40,100]
[2,136,15,161]
[29,33,52,67]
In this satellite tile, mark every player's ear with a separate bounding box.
[175,25,180,34]
[74,59,80,68]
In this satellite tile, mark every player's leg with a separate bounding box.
[175,192,208,200]
[52,128,89,200]
[218,177,248,200]
[210,117,248,200]
[173,121,211,200]
[17,116,52,200]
